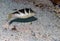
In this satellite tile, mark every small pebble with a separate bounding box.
[11,25,17,30]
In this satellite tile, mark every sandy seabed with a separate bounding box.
[0,0,60,41]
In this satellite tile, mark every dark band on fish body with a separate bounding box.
[12,11,19,14]
[18,9,25,13]
[12,8,34,15]
[25,8,29,13]
[25,8,34,13]
[29,8,34,13]
[18,8,34,14]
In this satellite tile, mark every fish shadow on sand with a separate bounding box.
[9,16,37,25]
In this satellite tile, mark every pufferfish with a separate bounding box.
[8,8,35,20]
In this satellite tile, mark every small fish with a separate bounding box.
[8,8,35,20]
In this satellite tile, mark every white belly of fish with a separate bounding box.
[14,13,35,18]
